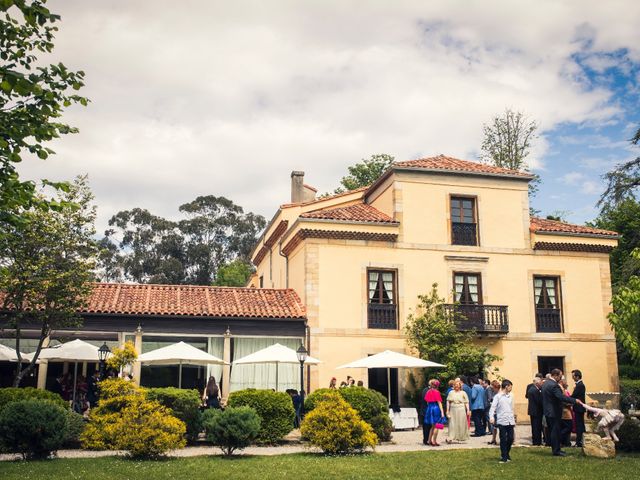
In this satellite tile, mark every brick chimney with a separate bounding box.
[291,171,305,203]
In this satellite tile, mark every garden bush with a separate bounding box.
[305,387,392,441]
[98,377,140,400]
[301,395,377,454]
[338,387,392,441]
[202,406,261,456]
[0,399,69,459]
[112,396,186,458]
[147,387,202,443]
[619,364,640,380]
[620,378,640,412]
[227,389,295,444]
[64,410,86,448]
[0,387,66,412]
[617,417,640,452]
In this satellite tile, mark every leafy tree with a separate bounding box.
[179,195,265,285]
[0,176,97,386]
[599,126,640,210]
[591,198,640,286]
[480,109,540,204]
[101,208,185,284]
[214,259,253,287]
[99,196,265,285]
[404,284,501,384]
[334,154,395,193]
[0,1,88,227]
[609,249,640,361]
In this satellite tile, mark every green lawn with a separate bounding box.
[0,448,638,480]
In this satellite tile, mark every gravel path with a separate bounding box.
[0,425,539,460]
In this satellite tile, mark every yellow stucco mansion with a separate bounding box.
[250,155,620,417]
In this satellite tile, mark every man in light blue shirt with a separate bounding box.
[490,379,516,463]
[470,376,486,436]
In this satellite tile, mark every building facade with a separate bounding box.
[250,155,619,417]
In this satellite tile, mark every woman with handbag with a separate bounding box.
[424,379,445,446]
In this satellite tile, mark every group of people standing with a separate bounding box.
[526,369,587,455]
[420,369,596,463]
[329,376,364,388]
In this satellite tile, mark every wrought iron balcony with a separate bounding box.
[442,304,509,333]
[368,303,398,329]
[535,308,563,333]
[452,222,478,246]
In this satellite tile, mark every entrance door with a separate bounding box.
[537,356,565,376]
[368,367,398,406]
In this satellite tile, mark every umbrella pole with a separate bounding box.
[179,361,183,389]
[72,362,78,410]
[387,368,391,407]
[275,362,279,391]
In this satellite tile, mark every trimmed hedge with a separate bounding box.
[0,399,69,459]
[620,378,640,412]
[0,387,67,412]
[305,387,392,441]
[227,389,295,444]
[202,406,261,456]
[301,395,377,454]
[146,387,202,443]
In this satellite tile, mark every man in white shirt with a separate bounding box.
[490,379,515,463]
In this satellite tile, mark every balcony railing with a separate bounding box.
[368,303,398,329]
[535,308,563,333]
[452,222,478,246]
[442,304,509,333]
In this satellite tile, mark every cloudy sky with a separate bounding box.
[18,0,640,233]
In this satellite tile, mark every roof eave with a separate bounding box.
[393,166,534,181]
[297,217,400,227]
[532,230,620,240]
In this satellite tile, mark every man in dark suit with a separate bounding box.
[571,369,586,447]
[541,368,577,456]
[525,373,544,446]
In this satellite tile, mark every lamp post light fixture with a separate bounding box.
[296,343,308,426]
[97,342,111,380]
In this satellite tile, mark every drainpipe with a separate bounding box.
[305,322,311,393]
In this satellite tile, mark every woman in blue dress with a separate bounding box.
[425,379,445,446]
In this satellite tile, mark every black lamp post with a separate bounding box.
[97,342,111,380]
[296,343,308,426]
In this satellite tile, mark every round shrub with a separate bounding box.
[112,396,186,459]
[301,395,377,454]
[617,416,640,452]
[0,399,69,459]
[146,387,202,443]
[203,406,261,456]
[305,387,392,442]
[64,410,86,448]
[0,387,66,412]
[98,377,140,400]
[227,389,295,444]
[338,387,392,441]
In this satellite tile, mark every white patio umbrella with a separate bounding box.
[0,344,20,362]
[39,339,100,407]
[233,343,321,391]
[138,341,228,388]
[337,350,445,404]
[0,344,38,363]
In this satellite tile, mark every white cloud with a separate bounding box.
[16,0,640,232]
[581,180,602,195]
[560,172,585,185]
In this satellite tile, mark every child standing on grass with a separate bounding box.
[490,379,516,464]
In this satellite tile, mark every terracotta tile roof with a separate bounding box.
[280,186,367,209]
[534,242,615,253]
[300,203,397,223]
[530,217,618,237]
[83,283,306,319]
[282,229,398,256]
[394,155,534,178]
